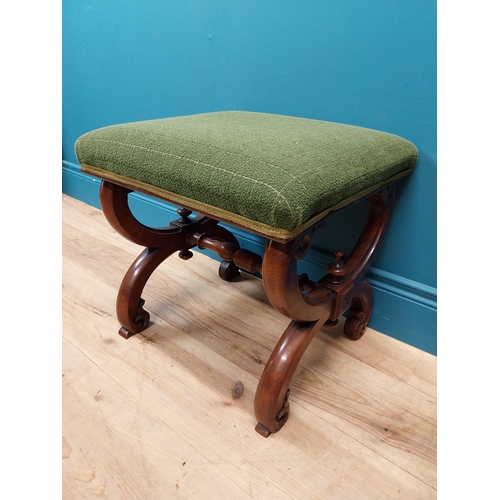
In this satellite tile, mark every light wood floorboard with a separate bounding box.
[62,194,437,499]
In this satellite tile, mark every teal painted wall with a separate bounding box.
[62,0,437,353]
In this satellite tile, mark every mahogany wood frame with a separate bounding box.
[99,180,396,437]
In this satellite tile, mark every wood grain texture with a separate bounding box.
[62,195,436,499]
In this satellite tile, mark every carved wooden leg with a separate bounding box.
[116,241,185,339]
[254,309,331,437]
[257,235,335,436]
[254,186,397,436]
[344,280,374,341]
[99,181,223,338]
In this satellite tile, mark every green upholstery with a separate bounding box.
[76,111,417,239]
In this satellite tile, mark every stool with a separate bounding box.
[75,111,418,437]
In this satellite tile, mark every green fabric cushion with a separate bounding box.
[75,111,417,233]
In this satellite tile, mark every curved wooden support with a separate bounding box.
[117,237,186,338]
[340,186,395,283]
[261,230,334,322]
[260,185,394,326]
[254,187,397,436]
[100,181,184,247]
[314,186,395,325]
[254,306,331,437]
[100,181,227,337]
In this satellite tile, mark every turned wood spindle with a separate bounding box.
[327,251,347,284]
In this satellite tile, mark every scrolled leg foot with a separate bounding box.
[118,327,135,340]
[117,298,150,338]
[255,388,290,437]
[343,280,373,340]
[255,422,272,438]
[218,260,240,281]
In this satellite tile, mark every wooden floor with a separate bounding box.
[62,195,437,499]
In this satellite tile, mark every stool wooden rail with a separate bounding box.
[76,111,417,437]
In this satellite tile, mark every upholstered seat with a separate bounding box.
[76,111,417,240]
